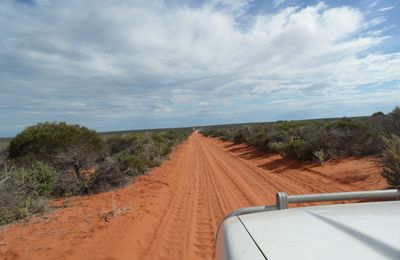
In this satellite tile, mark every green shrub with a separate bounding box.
[21,162,55,197]
[233,133,246,144]
[4,162,55,197]
[0,164,53,224]
[275,121,306,131]
[284,139,314,160]
[326,118,360,130]
[9,122,106,192]
[9,122,104,164]
[106,134,137,155]
[381,135,400,187]
[220,135,232,141]
[322,119,373,156]
[111,130,187,176]
[268,142,287,153]
[0,192,47,225]
[200,106,400,162]
[115,151,133,173]
[2,124,188,213]
[115,151,159,176]
[200,128,225,138]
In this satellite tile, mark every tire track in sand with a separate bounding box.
[141,133,387,259]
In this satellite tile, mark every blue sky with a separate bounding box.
[1,0,400,136]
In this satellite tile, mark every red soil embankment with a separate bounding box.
[0,132,387,259]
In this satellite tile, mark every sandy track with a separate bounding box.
[0,133,387,259]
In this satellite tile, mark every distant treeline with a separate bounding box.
[201,107,400,188]
[99,126,193,136]
[0,122,190,224]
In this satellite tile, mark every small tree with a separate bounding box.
[381,135,400,187]
[8,122,105,190]
[9,122,104,162]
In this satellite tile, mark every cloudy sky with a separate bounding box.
[1,0,400,136]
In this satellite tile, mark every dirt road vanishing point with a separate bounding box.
[0,132,387,260]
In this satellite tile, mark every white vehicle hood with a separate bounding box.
[239,201,400,260]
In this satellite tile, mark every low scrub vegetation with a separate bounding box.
[1,122,189,224]
[107,131,188,176]
[381,135,400,188]
[0,162,54,224]
[202,106,400,186]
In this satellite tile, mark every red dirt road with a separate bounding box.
[0,133,387,259]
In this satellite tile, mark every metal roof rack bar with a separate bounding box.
[276,189,400,210]
[223,189,400,220]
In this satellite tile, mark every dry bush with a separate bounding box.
[52,171,83,197]
[52,144,104,190]
[313,149,326,165]
[102,195,131,222]
[88,159,131,194]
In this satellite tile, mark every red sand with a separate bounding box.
[0,133,388,259]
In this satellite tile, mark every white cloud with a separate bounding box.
[273,0,286,8]
[377,6,394,12]
[208,0,253,15]
[0,0,399,134]
[369,0,380,9]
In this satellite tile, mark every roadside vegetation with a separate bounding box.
[201,107,400,188]
[381,135,400,188]
[0,122,189,224]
